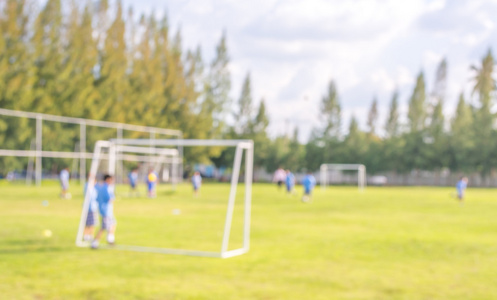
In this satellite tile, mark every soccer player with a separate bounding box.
[285,169,295,195]
[456,176,468,204]
[273,167,286,189]
[302,172,316,203]
[147,168,158,198]
[128,168,139,197]
[83,178,98,242]
[91,174,116,249]
[192,171,202,197]
[59,167,71,199]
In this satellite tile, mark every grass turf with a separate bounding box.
[1,182,497,299]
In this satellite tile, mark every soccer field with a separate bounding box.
[1,182,497,299]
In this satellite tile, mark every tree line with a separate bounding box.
[0,0,495,177]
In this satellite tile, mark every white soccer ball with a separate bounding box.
[43,229,52,238]
[42,200,49,207]
[172,209,181,215]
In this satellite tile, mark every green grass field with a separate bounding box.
[1,182,497,299]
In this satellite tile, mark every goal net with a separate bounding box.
[320,164,366,190]
[75,139,254,259]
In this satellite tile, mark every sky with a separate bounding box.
[121,0,497,141]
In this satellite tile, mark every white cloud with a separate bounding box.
[122,0,497,141]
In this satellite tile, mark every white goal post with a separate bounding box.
[320,164,366,190]
[76,139,254,259]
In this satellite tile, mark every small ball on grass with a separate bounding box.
[43,230,52,238]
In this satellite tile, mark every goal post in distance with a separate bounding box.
[75,139,254,259]
[320,164,366,190]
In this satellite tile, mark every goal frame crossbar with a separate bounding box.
[76,139,254,259]
[320,163,366,190]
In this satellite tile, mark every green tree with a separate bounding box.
[204,32,231,137]
[59,2,98,119]
[251,99,271,169]
[0,0,35,171]
[449,93,474,172]
[470,49,496,174]
[407,71,426,133]
[382,90,404,173]
[424,58,448,170]
[385,90,400,138]
[283,127,304,171]
[234,72,253,135]
[320,80,341,139]
[367,97,379,137]
[97,1,129,122]
[31,0,63,114]
[342,116,367,163]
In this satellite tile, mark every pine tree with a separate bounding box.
[367,97,378,137]
[234,72,253,135]
[343,116,367,163]
[385,90,400,138]
[407,71,426,132]
[0,0,35,171]
[31,0,63,114]
[428,58,447,139]
[204,32,231,136]
[252,99,270,134]
[320,80,341,139]
[450,93,474,171]
[424,59,448,170]
[251,99,271,168]
[97,0,128,122]
[59,2,98,119]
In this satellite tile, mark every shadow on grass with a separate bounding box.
[0,239,75,255]
[159,190,178,197]
[0,246,75,255]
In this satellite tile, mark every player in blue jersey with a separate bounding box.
[285,169,295,195]
[456,176,468,204]
[128,168,139,197]
[192,171,202,197]
[91,175,117,249]
[302,172,316,203]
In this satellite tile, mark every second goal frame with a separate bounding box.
[320,164,366,190]
[75,139,254,259]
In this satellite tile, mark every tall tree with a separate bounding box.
[407,71,426,132]
[97,0,128,122]
[234,72,253,135]
[471,49,496,174]
[425,59,448,170]
[204,32,231,137]
[343,116,367,163]
[59,2,99,119]
[31,0,63,114]
[320,80,341,139]
[428,58,447,139]
[471,49,495,130]
[367,97,379,137]
[449,93,474,172]
[0,0,35,171]
[385,90,400,138]
[251,99,271,168]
